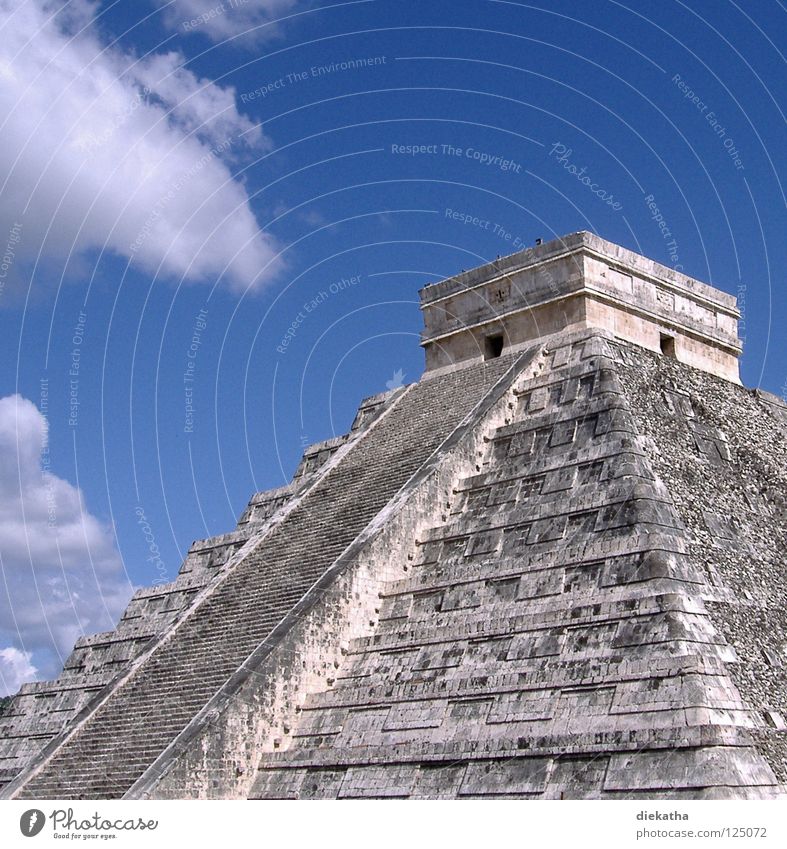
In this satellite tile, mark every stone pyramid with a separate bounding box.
[1,232,785,799]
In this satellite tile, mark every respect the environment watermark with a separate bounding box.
[443,207,560,297]
[39,378,57,530]
[241,56,387,102]
[643,193,682,272]
[737,282,747,347]
[181,0,249,32]
[445,208,529,250]
[130,136,235,256]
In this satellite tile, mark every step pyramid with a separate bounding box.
[2,232,785,799]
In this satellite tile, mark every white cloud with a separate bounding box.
[154,0,302,42]
[0,395,133,696]
[0,0,281,293]
[0,647,37,697]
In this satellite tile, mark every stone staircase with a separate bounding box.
[4,356,516,798]
[0,391,391,791]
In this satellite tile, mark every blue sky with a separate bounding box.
[0,0,784,690]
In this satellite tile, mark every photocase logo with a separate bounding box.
[20,809,46,837]
[15,807,159,837]
[386,368,406,391]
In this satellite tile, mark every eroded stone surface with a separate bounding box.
[249,334,784,799]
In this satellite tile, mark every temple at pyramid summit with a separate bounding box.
[1,231,785,799]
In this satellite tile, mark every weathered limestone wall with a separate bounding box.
[424,295,586,373]
[582,253,740,382]
[420,232,741,383]
[614,342,787,784]
[251,330,782,799]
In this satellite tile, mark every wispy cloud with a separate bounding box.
[0,646,37,697]
[153,0,303,43]
[0,394,132,695]
[0,0,282,293]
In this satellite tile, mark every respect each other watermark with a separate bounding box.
[68,310,87,428]
[672,74,744,171]
[277,275,362,355]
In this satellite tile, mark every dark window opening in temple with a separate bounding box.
[485,333,505,359]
